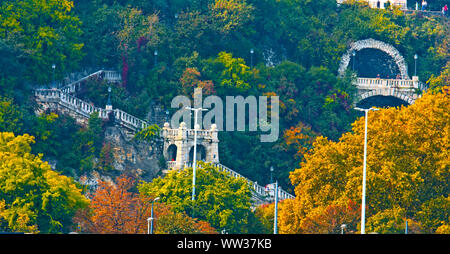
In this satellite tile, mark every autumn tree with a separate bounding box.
[0,132,89,233]
[284,87,450,234]
[75,175,215,234]
[138,162,253,233]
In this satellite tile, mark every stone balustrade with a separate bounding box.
[161,123,217,140]
[356,77,420,89]
[176,162,295,201]
[60,70,121,94]
[35,88,147,132]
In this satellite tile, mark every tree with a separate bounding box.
[202,52,253,95]
[138,162,253,233]
[74,175,215,234]
[0,0,84,84]
[134,124,161,143]
[0,132,89,233]
[116,7,159,87]
[0,97,23,133]
[285,87,449,233]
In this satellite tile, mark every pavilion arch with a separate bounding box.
[167,144,178,161]
[338,38,409,79]
[188,144,207,163]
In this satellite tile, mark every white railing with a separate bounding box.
[182,162,294,201]
[356,77,422,89]
[166,161,177,169]
[60,70,121,94]
[35,88,148,132]
[186,129,214,138]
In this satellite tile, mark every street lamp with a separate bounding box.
[414,54,418,76]
[352,51,356,72]
[148,197,160,234]
[185,106,208,201]
[354,107,379,234]
[106,86,112,110]
[52,64,56,88]
[250,48,254,68]
[154,49,158,66]
[265,180,279,234]
[165,110,170,122]
[273,181,279,234]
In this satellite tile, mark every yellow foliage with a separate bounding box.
[286,87,450,233]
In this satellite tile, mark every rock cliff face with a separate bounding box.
[76,126,163,190]
[104,126,162,181]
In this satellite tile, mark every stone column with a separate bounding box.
[208,124,220,164]
[175,122,188,169]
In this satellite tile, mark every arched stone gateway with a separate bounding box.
[338,39,427,106]
[338,38,409,79]
[161,122,219,169]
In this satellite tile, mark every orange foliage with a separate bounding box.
[74,175,216,234]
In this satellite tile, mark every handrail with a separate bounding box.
[60,70,121,94]
[181,162,295,201]
[356,77,426,90]
[35,88,147,132]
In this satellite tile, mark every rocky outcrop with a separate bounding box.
[77,126,163,190]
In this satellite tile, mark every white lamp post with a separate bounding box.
[148,197,160,234]
[354,107,379,234]
[250,48,254,68]
[414,54,418,76]
[185,107,208,201]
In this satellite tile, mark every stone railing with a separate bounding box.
[213,163,294,201]
[35,88,147,132]
[356,77,426,90]
[60,70,121,94]
[161,123,218,140]
[179,162,295,201]
[113,109,149,131]
[166,161,177,169]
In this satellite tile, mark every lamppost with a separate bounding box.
[185,106,208,201]
[273,181,279,234]
[414,54,418,76]
[265,180,279,234]
[154,49,158,66]
[106,86,112,110]
[165,110,170,122]
[148,197,160,234]
[52,64,56,88]
[352,51,356,72]
[354,107,379,234]
[250,48,254,68]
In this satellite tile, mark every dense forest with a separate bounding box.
[0,0,448,233]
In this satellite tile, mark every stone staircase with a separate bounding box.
[34,70,295,205]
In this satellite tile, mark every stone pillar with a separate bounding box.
[208,124,220,164]
[175,122,188,169]
[162,122,170,159]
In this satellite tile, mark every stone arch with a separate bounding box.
[358,88,415,105]
[188,144,207,163]
[167,144,177,161]
[338,39,409,79]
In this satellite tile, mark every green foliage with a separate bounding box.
[0,132,89,233]
[134,124,160,142]
[0,97,23,133]
[0,0,84,84]
[138,162,253,233]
